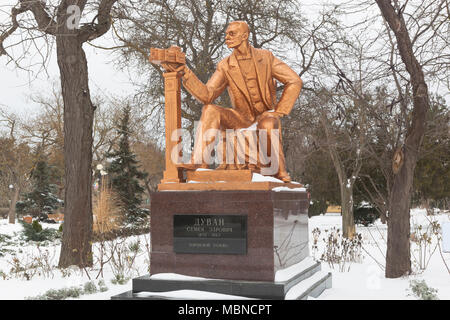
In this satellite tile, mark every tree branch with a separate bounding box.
[20,0,57,35]
[79,0,118,42]
[0,0,58,57]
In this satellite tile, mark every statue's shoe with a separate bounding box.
[216,164,239,170]
[216,163,227,170]
[248,164,260,173]
[275,171,292,183]
[176,163,209,171]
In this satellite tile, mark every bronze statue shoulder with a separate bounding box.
[217,56,230,70]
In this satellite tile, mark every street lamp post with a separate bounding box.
[94,164,108,190]
[8,184,15,224]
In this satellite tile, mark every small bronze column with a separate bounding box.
[149,46,185,184]
[161,71,183,183]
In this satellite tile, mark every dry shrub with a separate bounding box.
[93,178,123,235]
[0,208,9,219]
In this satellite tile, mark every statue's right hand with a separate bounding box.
[161,63,186,75]
[174,64,186,76]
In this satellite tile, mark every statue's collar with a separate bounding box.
[230,46,261,67]
[234,49,252,60]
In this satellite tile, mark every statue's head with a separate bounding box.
[225,21,249,49]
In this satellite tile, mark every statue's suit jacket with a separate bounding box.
[182,45,302,122]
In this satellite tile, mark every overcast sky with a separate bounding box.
[0,39,135,117]
[0,1,447,121]
[0,1,326,118]
[0,0,143,119]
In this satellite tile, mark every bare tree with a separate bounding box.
[0,107,33,224]
[297,0,447,274]
[293,84,369,239]
[132,139,164,196]
[0,0,119,267]
[285,10,375,238]
[374,0,433,278]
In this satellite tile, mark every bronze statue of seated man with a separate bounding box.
[161,21,302,183]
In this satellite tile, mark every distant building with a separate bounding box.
[325,205,341,216]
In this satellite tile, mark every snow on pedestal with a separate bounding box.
[252,173,283,183]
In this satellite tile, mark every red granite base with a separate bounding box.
[150,190,309,282]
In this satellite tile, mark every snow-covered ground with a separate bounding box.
[0,208,449,300]
[0,220,145,300]
[310,208,450,300]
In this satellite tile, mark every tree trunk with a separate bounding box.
[341,183,355,239]
[8,186,19,224]
[386,150,417,277]
[320,113,358,239]
[57,36,94,268]
[376,0,430,278]
[425,198,433,216]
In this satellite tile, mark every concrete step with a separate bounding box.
[285,271,332,300]
[113,289,256,300]
[111,257,331,300]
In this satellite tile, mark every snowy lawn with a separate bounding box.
[0,208,449,300]
[310,208,450,300]
[0,220,149,300]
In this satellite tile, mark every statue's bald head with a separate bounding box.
[225,21,250,49]
[228,21,250,35]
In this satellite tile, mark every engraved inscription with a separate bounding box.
[173,215,247,255]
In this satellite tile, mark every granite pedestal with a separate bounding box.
[111,189,333,300]
[150,190,309,282]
